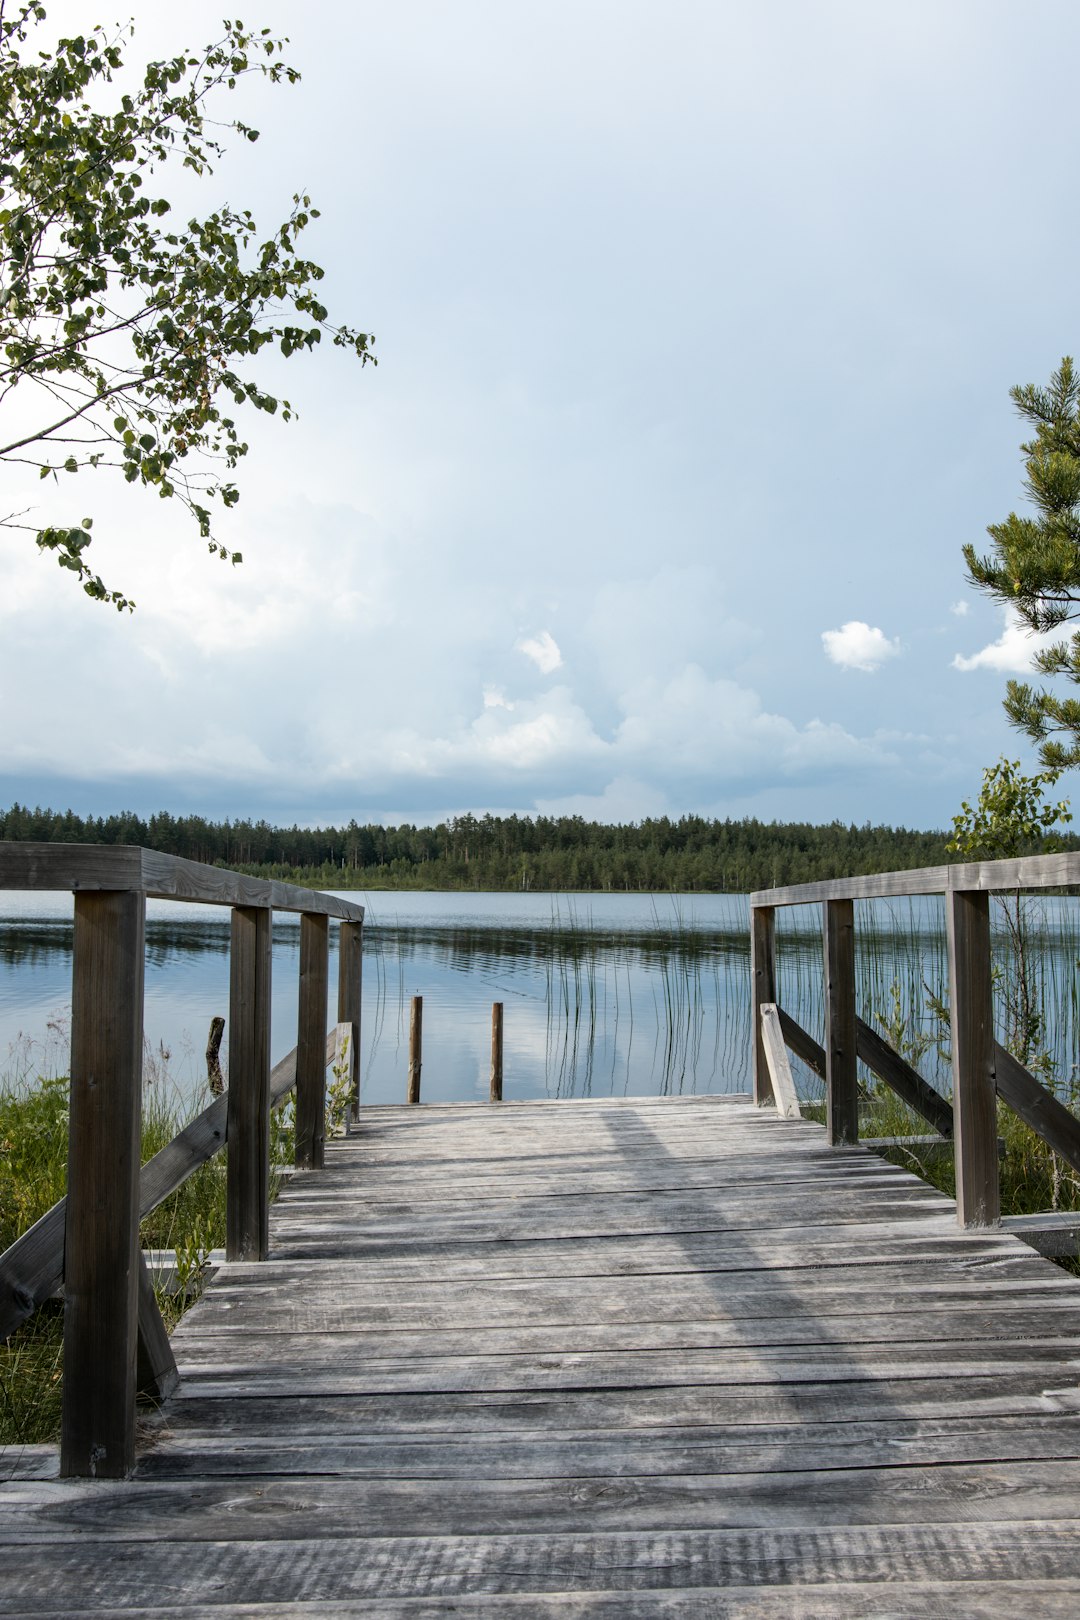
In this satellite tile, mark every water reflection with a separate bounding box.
[1,889,1078,1107]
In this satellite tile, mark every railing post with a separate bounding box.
[824,898,858,1145]
[408,995,423,1103]
[750,905,776,1104]
[61,889,145,1479]
[227,905,272,1261]
[490,1001,504,1102]
[947,887,1000,1227]
[296,912,330,1170]
[337,919,363,1123]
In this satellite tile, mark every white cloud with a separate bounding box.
[952,608,1061,673]
[822,621,902,672]
[949,600,971,617]
[515,629,563,674]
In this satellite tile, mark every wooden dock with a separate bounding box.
[7,1093,1080,1614]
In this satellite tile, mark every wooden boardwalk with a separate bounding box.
[7,1094,1080,1614]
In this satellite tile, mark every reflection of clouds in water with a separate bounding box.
[7,889,1080,1106]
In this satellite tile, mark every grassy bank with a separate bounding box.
[0,1068,298,1448]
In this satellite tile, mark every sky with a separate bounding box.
[2,0,1079,832]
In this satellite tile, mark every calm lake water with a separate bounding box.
[1,888,1078,1106]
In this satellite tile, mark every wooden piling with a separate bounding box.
[490,1001,504,1102]
[338,920,363,1122]
[226,905,272,1261]
[61,888,146,1479]
[947,887,1000,1227]
[823,897,858,1145]
[408,994,422,1104]
[750,905,776,1105]
[295,912,329,1171]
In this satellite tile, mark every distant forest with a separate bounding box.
[0,802,989,892]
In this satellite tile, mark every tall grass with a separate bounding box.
[0,1051,297,1449]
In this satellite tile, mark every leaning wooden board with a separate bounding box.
[5,1093,1080,1614]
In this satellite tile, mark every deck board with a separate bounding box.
[5,1094,1080,1613]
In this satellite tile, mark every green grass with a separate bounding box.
[0,1070,298,1448]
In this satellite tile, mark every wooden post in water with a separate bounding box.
[61,889,145,1479]
[823,898,858,1145]
[750,905,776,1105]
[947,887,1000,1227]
[205,1014,225,1095]
[338,919,363,1123]
[295,912,329,1170]
[408,995,423,1104]
[227,905,272,1261]
[490,1001,504,1102]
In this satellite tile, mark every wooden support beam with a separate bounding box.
[226,905,272,1261]
[994,1041,1080,1176]
[777,1007,826,1080]
[135,1253,179,1403]
[408,995,423,1104]
[61,889,145,1480]
[337,920,363,1123]
[750,905,776,1106]
[947,888,1000,1228]
[823,898,858,1146]
[855,1017,954,1138]
[490,1002,504,1103]
[0,1032,338,1345]
[759,1003,802,1120]
[295,913,330,1171]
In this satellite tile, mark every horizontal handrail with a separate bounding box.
[751,849,1080,907]
[0,841,365,920]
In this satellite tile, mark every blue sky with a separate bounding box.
[2,0,1079,831]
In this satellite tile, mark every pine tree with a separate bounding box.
[964,357,1080,767]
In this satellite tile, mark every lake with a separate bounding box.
[1,888,1077,1107]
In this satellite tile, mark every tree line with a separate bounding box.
[0,803,991,891]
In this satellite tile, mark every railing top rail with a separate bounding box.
[0,841,365,922]
[750,850,1080,909]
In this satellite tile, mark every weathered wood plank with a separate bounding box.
[226,905,272,1261]
[751,848,1080,905]
[13,1463,1080,1542]
[133,1414,1080,1479]
[750,904,776,1105]
[4,1523,1080,1609]
[408,995,422,1105]
[61,889,145,1480]
[994,1041,1080,1174]
[947,887,1000,1228]
[758,1004,801,1118]
[855,1017,954,1137]
[0,840,364,920]
[824,897,858,1144]
[777,1006,826,1079]
[295,913,329,1171]
[135,1255,178,1404]
[490,1002,504,1103]
[4,1583,1077,1619]
[337,920,363,1121]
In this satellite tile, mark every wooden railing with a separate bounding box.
[0,842,364,1481]
[751,853,1080,1242]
